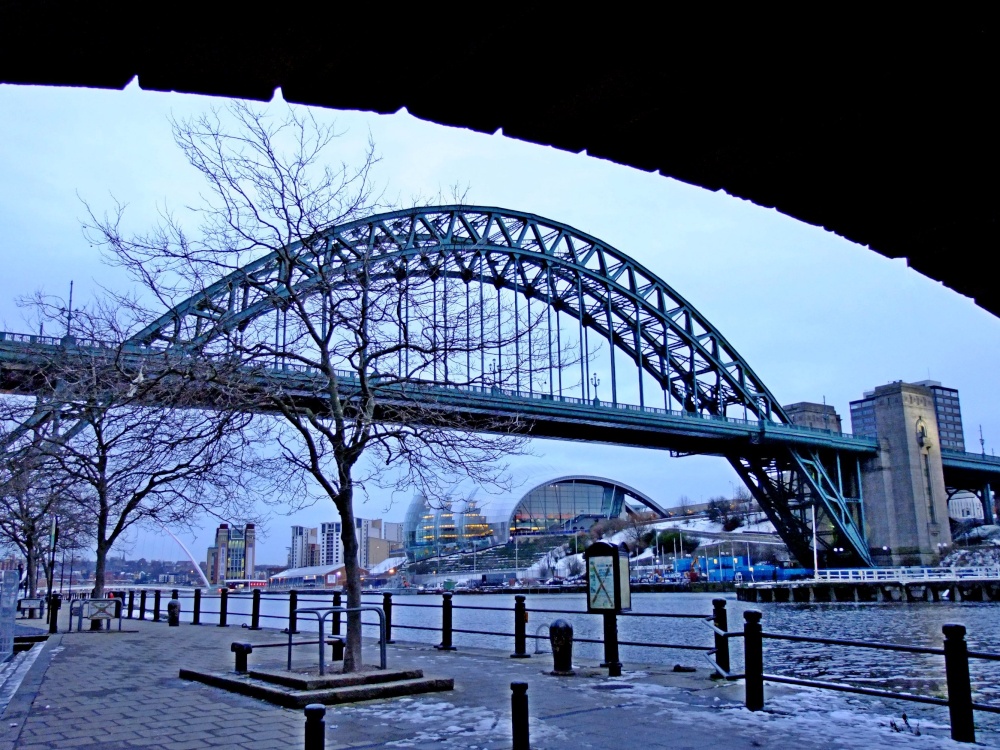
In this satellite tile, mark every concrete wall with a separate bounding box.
[859,382,952,565]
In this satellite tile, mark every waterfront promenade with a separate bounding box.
[0,611,977,749]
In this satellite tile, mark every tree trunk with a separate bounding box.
[90,540,107,629]
[337,491,363,672]
[25,542,38,597]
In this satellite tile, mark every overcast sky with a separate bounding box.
[2,81,998,566]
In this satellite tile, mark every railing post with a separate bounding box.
[382,591,394,643]
[511,682,529,750]
[304,703,326,750]
[331,591,341,637]
[153,589,162,622]
[139,590,147,621]
[192,588,202,625]
[943,623,975,743]
[713,598,730,676]
[249,589,262,630]
[218,588,229,627]
[436,592,456,651]
[511,595,530,658]
[601,611,622,677]
[127,590,135,619]
[287,589,299,634]
[743,610,764,711]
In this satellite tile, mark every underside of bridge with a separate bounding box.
[0,10,994,317]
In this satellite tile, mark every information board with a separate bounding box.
[587,556,616,610]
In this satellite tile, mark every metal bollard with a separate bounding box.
[943,623,975,743]
[218,588,229,627]
[511,682,529,750]
[153,589,162,622]
[304,704,326,750]
[331,591,341,637]
[287,590,299,634]
[436,592,457,651]
[601,611,622,677]
[167,590,181,627]
[231,642,253,673]
[743,610,764,711]
[511,595,530,658]
[713,598,730,676]
[47,594,59,635]
[382,591,394,643]
[127,590,135,619]
[139,590,147,621]
[329,638,345,662]
[249,588,262,630]
[192,588,202,625]
[549,619,575,675]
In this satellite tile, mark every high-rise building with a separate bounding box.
[320,522,343,566]
[289,526,318,569]
[207,523,256,584]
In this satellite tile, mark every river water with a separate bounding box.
[172,589,1000,736]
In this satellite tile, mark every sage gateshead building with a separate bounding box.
[402,475,667,560]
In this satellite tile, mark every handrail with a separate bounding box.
[292,606,386,673]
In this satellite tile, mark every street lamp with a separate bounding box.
[590,373,601,404]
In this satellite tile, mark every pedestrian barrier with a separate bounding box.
[712,609,1000,743]
[111,587,1000,742]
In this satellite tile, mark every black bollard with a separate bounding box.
[549,619,575,675]
[304,704,326,750]
[47,594,59,635]
[331,591,341,637]
[192,588,202,625]
[713,598,730,677]
[382,591,394,643]
[511,682,529,750]
[139,590,147,621]
[943,624,975,743]
[287,590,299,634]
[436,592,457,651]
[153,589,162,622]
[511,595,530,659]
[743,610,764,711]
[601,611,622,677]
[218,588,229,627]
[249,588,262,630]
[231,642,253,673]
[127,590,135,619]
[167,590,181,627]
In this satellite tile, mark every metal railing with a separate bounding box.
[0,328,877,446]
[813,567,1000,582]
[732,609,1000,743]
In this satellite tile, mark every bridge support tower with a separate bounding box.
[857,382,952,566]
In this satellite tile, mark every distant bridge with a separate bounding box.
[3,206,999,566]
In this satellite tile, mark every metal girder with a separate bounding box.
[10,206,878,566]
[132,206,787,424]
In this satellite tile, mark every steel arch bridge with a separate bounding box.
[115,205,872,567]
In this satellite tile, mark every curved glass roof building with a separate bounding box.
[403,475,665,559]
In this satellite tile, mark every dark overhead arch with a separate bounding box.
[1,11,995,317]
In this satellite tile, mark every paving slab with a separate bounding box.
[0,607,984,748]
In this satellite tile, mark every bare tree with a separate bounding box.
[87,102,552,670]
[17,300,265,604]
[622,510,659,551]
[0,397,91,596]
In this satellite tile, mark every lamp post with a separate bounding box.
[590,373,601,404]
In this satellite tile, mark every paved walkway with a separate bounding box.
[0,610,977,749]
